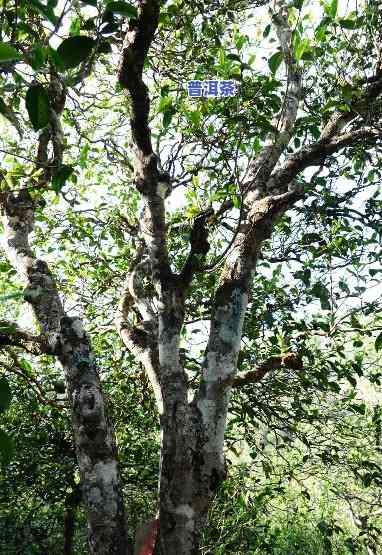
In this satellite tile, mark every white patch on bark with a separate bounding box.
[174,504,194,519]
[196,397,227,465]
[88,460,119,515]
[173,504,195,531]
[94,460,118,486]
[197,287,249,463]
[158,330,179,372]
[71,318,85,338]
[157,181,169,199]
[89,486,102,507]
[206,287,248,380]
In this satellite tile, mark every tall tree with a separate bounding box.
[0,0,381,553]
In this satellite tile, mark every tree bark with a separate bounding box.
[0,188,128,555]
[116,1,382,553]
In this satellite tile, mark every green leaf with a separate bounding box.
[339,18,357,29]
[310,282,331,310]
[268,51,283,74]
[162,109,174,129]
[232,195,241,209]
[0,321,17,334]
[105,1,138,18]
[349,403,366,415]
[240,62,253,72]
[295,37,310,61]
[52,165,75,192]
[294,269,311,286]
[328,381,341,393]
[0,291,25,301]
[324,0,338,18]
[0,378,11,412]
[158,96,172,112]
[69,16,82,35]
[28,46,46,70]
[226,53,241,62]
[0,429,13,463]
[47,46,65,71]
[301,233,322,245]
[81,0,97,5]
[25,84,50,131]
[0,42,23,62]
[57,36,95,69]
[187,110,202,126]
[263,24,271,38]
[375,332,382,352]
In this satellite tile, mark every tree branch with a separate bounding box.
[0,186,64,351]
[118,0,188,415]
[118,0,172,287]
[179,207,214,286]
[266,125,382,193]
[0,77,128,550]
[115,283,163,413]
[230,352,303,388]
[246,0,301,199]
[118,0,160,157]
[0,320,50,355]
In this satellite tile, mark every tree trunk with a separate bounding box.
[0,189,128,555]
[155,404,226,555]
[58,317,128,555]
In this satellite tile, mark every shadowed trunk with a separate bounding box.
[63,507,75,555]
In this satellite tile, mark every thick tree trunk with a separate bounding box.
[155,404,227,555]
[0,189,128,555]
[58,318,128,555]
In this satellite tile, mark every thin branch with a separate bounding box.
[1,357,63,410]
[245,0,302,199]
[230,352,303,388]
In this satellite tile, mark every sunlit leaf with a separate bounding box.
[268,51,283,74]
[0,42,22,62]
[375,332,382,352]
[52,165,75,192]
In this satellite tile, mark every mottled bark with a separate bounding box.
[0,188,128,555]
[115,2,303,554]
[115,0,382,554]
